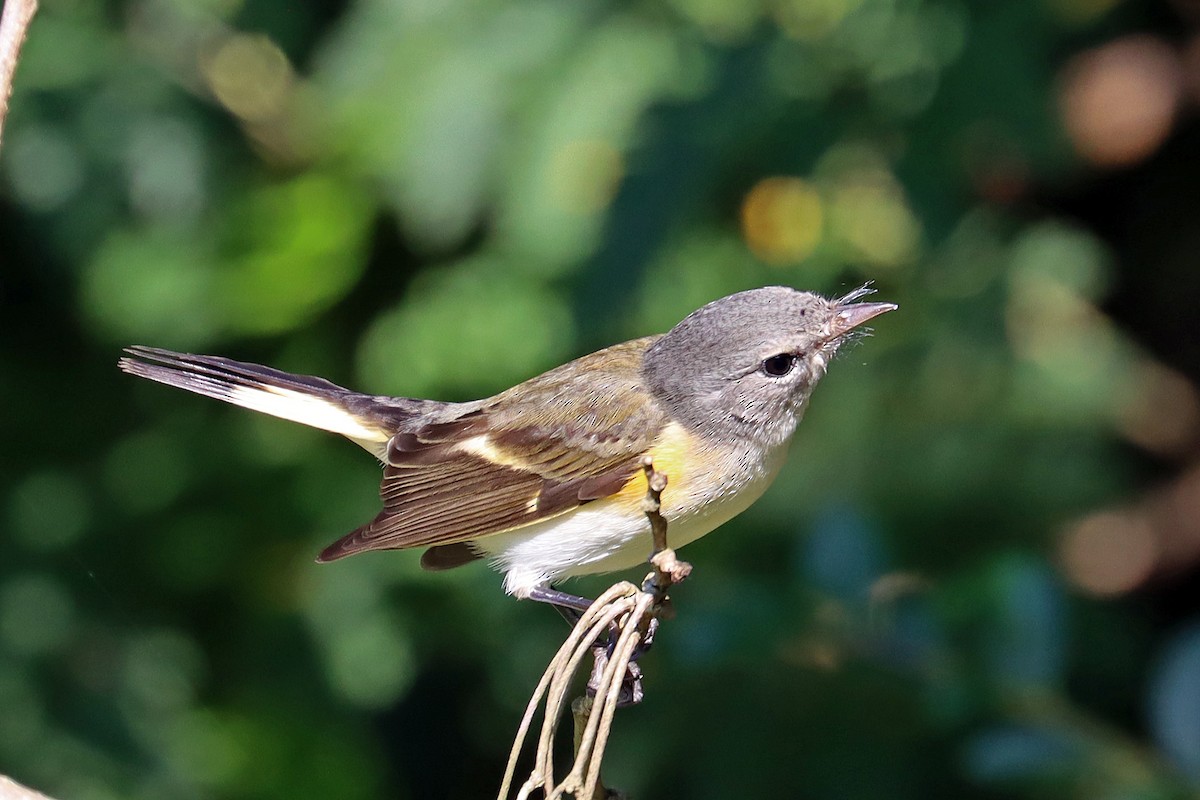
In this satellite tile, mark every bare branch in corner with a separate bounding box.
[0,0,38,150]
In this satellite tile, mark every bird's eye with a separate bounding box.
[761,353,796,377]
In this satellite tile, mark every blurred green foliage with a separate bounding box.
[2,0,1200,798]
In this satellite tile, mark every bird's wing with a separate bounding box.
[317,338,667,561]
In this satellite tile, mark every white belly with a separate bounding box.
[476,441,789,597]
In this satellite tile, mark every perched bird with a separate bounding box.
[119,285,895,608]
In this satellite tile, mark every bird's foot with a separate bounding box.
[586,644,644,708]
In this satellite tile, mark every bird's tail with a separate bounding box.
[118,346,399,452]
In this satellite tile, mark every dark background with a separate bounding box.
[2,0,1200,797]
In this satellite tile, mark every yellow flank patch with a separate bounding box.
[614,421,696,506]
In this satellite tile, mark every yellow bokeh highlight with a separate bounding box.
[827,175,919,268]
[203,33,294,122]
[740,176,824,265]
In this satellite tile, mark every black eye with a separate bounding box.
[761,353,796,377]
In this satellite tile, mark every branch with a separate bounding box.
[639,455,691,602]
[497,458,691,800]
[1,775,56,800]
[0,0,37,151]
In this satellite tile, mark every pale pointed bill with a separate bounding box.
[832,301,898,337]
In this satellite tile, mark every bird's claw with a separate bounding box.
[586,644,645,708]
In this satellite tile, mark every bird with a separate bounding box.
[119,285,895,609]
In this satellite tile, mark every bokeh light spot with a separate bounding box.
[104,430,191,515]
[125,116,207,224]
[203,33,294,123]
[1059,510,1157,597]
[548,138,625,215]
[667,0,761,42]
[218,173,372,335]
[3,124,85,211]
[357,261,574,398]
[165,709,252,789]
[1115,359,1200,456]
[816,144,920,268]
[1008,222,1111,299]
[121,629,206,713]
[0,574,75,657]
[83,229,218,345]
[740,177,824,265]
[774,0,861,40]
[321,614,416,709]
[1060,36,1181,167]
[1005,223,1120,410]
[303,567,417,709]
[1148,624,1200,782]
[9,470,91,552]
[827,177,919,268]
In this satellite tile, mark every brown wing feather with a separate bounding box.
[316,337,666,562]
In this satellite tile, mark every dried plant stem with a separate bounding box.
[498,581,640,799]
[0,0,37,150]
[497,457,691,800]
[0,775,56,800]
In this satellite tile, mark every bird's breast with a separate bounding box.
[640,420,789,550]
[483,420,789,596]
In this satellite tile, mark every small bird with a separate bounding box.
[119,285,895,608]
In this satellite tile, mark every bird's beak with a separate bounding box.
[830,300,897,338]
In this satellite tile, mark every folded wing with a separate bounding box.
[318,338,666,562]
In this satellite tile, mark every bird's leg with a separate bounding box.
[553,604,583,628]
[586,643,644,708]
[528,586,621,645]
[526,585,648,706]
[631,615,659,661]
[526,585,593,616]
[532,586,661,661]
[528,585,647,702]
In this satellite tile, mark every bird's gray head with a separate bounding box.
[643,285,896,447]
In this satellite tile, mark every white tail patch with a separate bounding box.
[226,385,389,444]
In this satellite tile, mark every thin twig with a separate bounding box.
[0,0,38,151]
[498,458,691,800]
[498,583,640,800]
[0,775,56,800]
[639,455,692,602]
